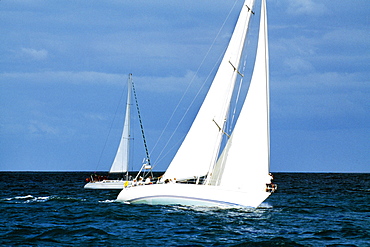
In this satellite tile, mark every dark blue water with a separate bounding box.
[1,172,369,246]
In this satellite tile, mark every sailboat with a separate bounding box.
[117,0,276,207]
[85,74,141,189]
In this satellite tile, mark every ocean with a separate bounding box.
[1,172,369,246]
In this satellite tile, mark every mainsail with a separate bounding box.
[163,0,257,181]
[109,74,132,173]
[209,0,270,190]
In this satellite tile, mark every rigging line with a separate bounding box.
[131,75,151,167]
[151,47,227,167]
[151,0,240,165]
[150,137,183,170]
[96,75,127,171]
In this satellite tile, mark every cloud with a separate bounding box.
[322,29,370,54]
[286,0,326,15]
[271,70,369,131]
[135,71,205,94]
[0,69,209,98]
[20,48,48,60]
[28,120,59,136]
[83,113,107,121]
[0,71,124,85]
[283,57,314,73]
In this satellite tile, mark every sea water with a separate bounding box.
[1,172,369,246]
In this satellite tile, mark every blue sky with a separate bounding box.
[1,0,369,172]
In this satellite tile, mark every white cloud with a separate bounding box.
[135,70,205,94]
[323,29,370,48]
[20,48,48,60]
[28,120,59,136]
[0,69,209,99]
[286,0,326,15]
[283,57,314,73]
[0,71,124,85]
[83,113,107,121]
[272,71,369,126]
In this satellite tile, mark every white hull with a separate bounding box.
[116,184,271,208]
[84,180,128,190]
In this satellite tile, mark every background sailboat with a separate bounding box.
[117,0,276,207]
[85,74,144,189]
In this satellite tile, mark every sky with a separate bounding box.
[1,0,369,172]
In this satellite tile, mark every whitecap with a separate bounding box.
[33,196,51,202]
[99,199,117,203]
[14,195,34,200]
[1,197,13,201]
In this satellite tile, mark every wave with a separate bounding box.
[98,199,117,203]
[1,195,34,201]
[170,201,273,212]
[3,227,116,245]
[1,195,86,204]
[14,195,34,200]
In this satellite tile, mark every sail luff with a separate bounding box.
[210,0,270,190]
[162,0,256,182]
[109,74,132,173]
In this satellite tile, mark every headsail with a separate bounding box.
[109,74,132,173]
[162,0,256,182]
[209,0,270,190]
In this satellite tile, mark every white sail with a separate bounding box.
[109,74,132,173]
[163,0,256,181]
[210,0,270,191]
